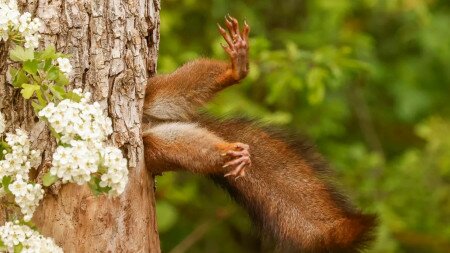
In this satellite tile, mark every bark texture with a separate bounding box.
[0,0,161,252]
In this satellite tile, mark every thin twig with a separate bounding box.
[348,78,386,198]
[168,221,213,253]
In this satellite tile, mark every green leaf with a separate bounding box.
[9,46,34,62]
[307,67,328,89]
[98,165,108,174]
[35,89,47,107]
[2,176,12,194]
[289,76,303,90]
[88,177,112,196]
[10,69,29,88]
[42,172,58,187]
[65,91,82,102]
[55,72,69,86]
[0,141,11,150]
[49,85,65,100]
[53,85,66,95]
[0,141,11,160]
[100,185,112,193]
[266,72,290,104]
[88,177,101,196]
[20,83,40,99]
[14,243,23,253]
[18,220,37,230]
[307,83,325,105]
[2,176,12,187]
[0,239,7,251]
[47,67,59,81]
[9,66,18,79]
[23,60,39,75]
[95,178,112,194]
[43,59,53,71]
[36,45,57,60]
[57,53,72,59]
[306,67,328,105]
[48,126,61,140]
[32,101,45,114]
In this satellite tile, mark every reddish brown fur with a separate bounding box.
[143,122,234,175]
[144,60,237,121]
[203,118,377,252]
[143,17,376,252]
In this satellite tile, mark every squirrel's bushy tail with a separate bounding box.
[213,173,377,253]
[327,213,377,252]
[204,118,377,252]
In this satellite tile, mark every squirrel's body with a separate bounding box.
[143,17,376,252]
[204,117,375,252]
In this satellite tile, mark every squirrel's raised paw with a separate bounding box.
[217,15,250,81]
[222,142,251,179]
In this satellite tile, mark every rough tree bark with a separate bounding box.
[0,0,161,252]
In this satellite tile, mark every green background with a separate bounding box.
[154,0,450,252]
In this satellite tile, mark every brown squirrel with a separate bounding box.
[142,16,377,253]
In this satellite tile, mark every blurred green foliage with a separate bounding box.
[154,0,450,252]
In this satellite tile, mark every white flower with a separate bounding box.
[56,57,72,76]
[39,93,112,144]
[0,1,19,27]
[0,129,41,181]
[50,141,129,196]
[8,176,27,196]
[24,33,40,48]
[0,111,5,135]
[50,140,101,185]
[0,221,63,253]
[40,90,129,196]
[0,1,41,48]
[18,12,31,33]
[9,177,44,221]
[99,146,128,196]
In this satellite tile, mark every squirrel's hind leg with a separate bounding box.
[143,122,251,179]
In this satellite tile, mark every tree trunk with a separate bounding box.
[0,0,161,252]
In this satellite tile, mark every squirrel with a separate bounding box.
[142,16,377,253]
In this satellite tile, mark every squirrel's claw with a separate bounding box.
[218,15,250,81]
[224,162,246,179]
[223,142,251,179]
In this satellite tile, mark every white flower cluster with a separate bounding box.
[50,140,100,185]
[0,129,41,181]
[0,129,43,221]
[0,111,5,135]
[0,221,63,253]
[0,0,41,48]
[56,57,72,76]
[99,147,128,196]
[40,90,128,196]
[38,91,112,144]
[8,176,44,221]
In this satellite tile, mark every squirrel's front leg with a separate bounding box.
[144,16,250,121]
[143,122,250,178]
